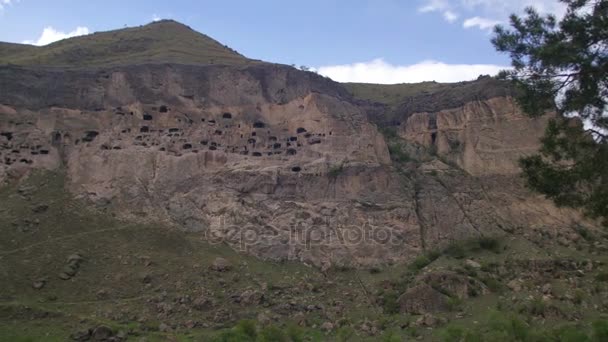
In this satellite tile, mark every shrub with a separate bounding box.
[336,326,355,342]
[480,276,503,293]
[369,266,382,274]
[478,237,501,253]
[409,255,432,271]
[446,297,463,312]
[596,272,608,282]
[388,143,411,163]
[381,330,402,342]
[380,126,399,139]
[258,325,288,342]
[593,320,608,342]
[328,163,345,178]
[284,324,304,342]
[444,243,466,259]
[427,250,441,262]
[235,320,257,339]
[381,290,401,315]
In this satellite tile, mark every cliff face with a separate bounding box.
[401,96,552,176]
[0,63,594,267]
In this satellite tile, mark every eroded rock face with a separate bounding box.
[401,97,552,176]
[0,64,596,267]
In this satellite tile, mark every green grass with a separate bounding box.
[0,20,252,68]
[2,171,608,341]
[344,82,448,107]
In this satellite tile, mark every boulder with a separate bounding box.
[398,283,449,314]
[211,257,232,272]
[91,325,114,341]
[465,259,481,269]
[420,271,488,299]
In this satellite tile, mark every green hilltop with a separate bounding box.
[0,20,252,68]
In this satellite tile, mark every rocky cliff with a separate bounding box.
[0,23,596,268]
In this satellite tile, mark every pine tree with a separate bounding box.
[492,0,607,225]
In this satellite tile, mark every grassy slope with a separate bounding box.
[0,20,251,68]
[344,81,448,107]
[1,171,608,341]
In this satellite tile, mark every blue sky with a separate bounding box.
[0,0,566,83]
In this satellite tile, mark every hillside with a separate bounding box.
[1,19,606,342]
[0,20,252,68]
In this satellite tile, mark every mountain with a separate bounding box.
[0,20,251,67]
[1,21,606,341]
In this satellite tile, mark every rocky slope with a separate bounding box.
[0,22,597,270]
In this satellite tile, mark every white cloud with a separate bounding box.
[463,16,501,30]
[152,14,161,22]
[314,58,508,84]
[0,0,17,11]
[443,10,459,22]
[22,26,90,46]
[419,0,449,12]
[418,0,567,30]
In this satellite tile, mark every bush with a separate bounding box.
[258,325,288,342]
[446,297,463,312]
[328,163,345,178]
[596,272,608,282]
[381,330,402,342]
[593,320,608,342]
[409,255,432,271]
[285,324,304,342]
[388,143,411,163]
[380,126,399,139]
[444,243,466,259]
[480,276,503,293]
[478,237,501,253]
[336,326,355,342]
[381,290,401,315]
[235,320,258,339]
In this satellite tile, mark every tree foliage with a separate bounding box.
[492,0,608,225]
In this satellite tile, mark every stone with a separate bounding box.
[59,272,72,280]
[63,265,78,277]
[465,259,481,269]
[321,321,334,331]
[158,323,171,333]
[68,254,84,264]
[91,325,114,341]
[141,274,152,284]
[420,271,488,299]
[32,204,49,213]
[192,295,213,311]
[239,289,264,306]
[292,312,307,327]
[32,279,46,290]
[96,289,109,299]
[70,329,91,341]
[257,311,272,326]
[184,320,197,329]
[507,280,522,292]
[211,257,232,272]
[398,283,448,314]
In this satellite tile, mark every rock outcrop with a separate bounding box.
[401,96,552,176]
[0,28,598,268]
